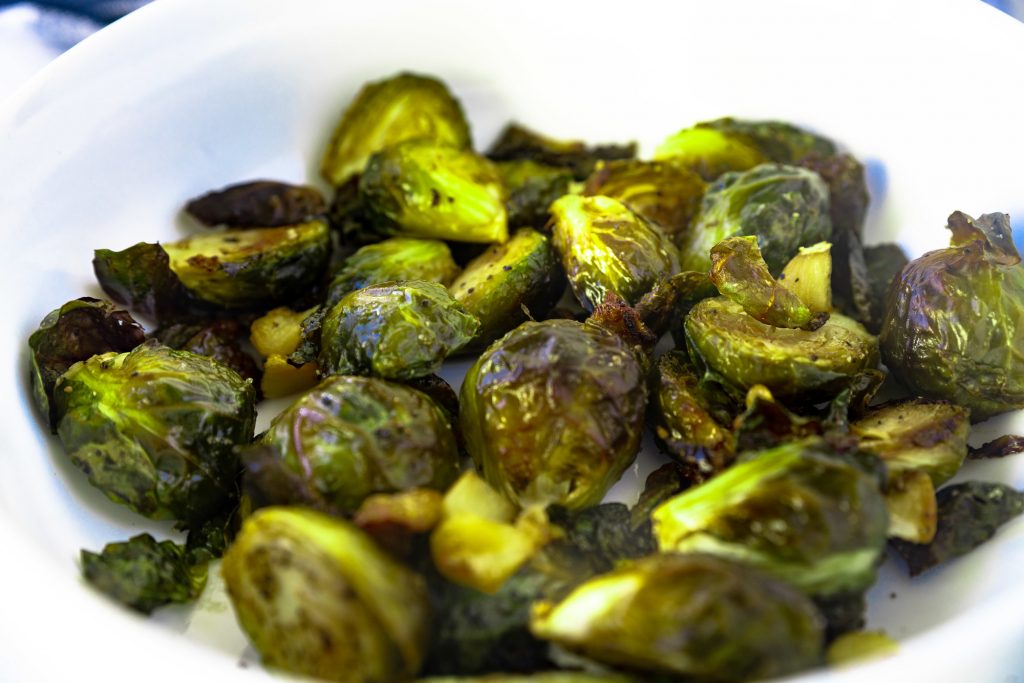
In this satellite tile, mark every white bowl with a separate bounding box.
[1,0,1023,681]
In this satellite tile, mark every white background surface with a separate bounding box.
[2,1,1024,682]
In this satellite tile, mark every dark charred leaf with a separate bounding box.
[152,319,261,392]
[81,533,207,615]
[733,385,823,453]
[969,435,1024,460]
[891,481,1024,576]
[185,180,326,228]
[487,122,636,180]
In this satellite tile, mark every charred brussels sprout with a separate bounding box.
[685,296,878,402]
[319,281,479,380]
[184,179,326,228]
[94,220,330,317]
[653,438,889,597]
[29,297,145,430]
[529,553,824,682]
[496,160,574,229]
[681,163,831,274]
[259,375,459,512]
[361,141,508,244]
[880,211,1024,420]
[222,507,431,682]
[699,118,836,165]
[81,533,208,614]
[53,340,256,523]
[460,319,646,509]
[550,195,680,311]
[582,159,706,246]
[449,228,565,350]
[326,237,460,307]
[486,122,636,180]
[648,350,735,484]
[851,399,970,487]
[320,72,471,187]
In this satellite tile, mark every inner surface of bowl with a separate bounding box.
[2,1,1024,681]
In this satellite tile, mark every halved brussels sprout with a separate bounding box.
[880,211,1024,420]
[361,141,508,244]
[222,507,431,682]
[550,195,680,311]
[681,163,832,274]
[327,237,460,307]
[184,179,326,228]
[94,220,330,318]
[29,297,145,430]
[449,228,565,350]
[53,340,256,523]
[486,122,636,180]
[529,553,824,682]
[460,319,646,509]
[319,281,479,380]
[496,160,574,229]
[648,350,734,484]
[710,235,827,330]
[320,72,471,186]
[851,399,970,487]
[259,375,460,512]
[685,296,878,402]
[654,127,766,181]
[582,159,706,246]
[653,437,889,597]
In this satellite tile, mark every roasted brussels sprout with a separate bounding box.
[881,211,1024,420]
[53,340,256,522]
[222,507,431,682]
[550,195,680,311]
[496,160,574,229]
[891,481,1024,576]
[851,399,970,487]
[710,236,828,330]
[184,179,326,228]
[319,281,479,380]
[460,319,646,509]
[320,72,471,187]
[258,375,459,512]
[361,140,508,244]
[681,163,832,274]
[81,533,208,615]
[654,126,766,181]
[530,553,825,682]
[582,159,706,246]
[700,118,837,165]
[486,122,636,180]
[685,296,877,402]
[29,297,145,430]
[327,237,460,307]
[648,350,735,484]
[449,228,565,350]
[653,437,889,597]
[94,220,330,318]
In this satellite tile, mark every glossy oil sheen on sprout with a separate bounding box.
[459,319,646,509]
